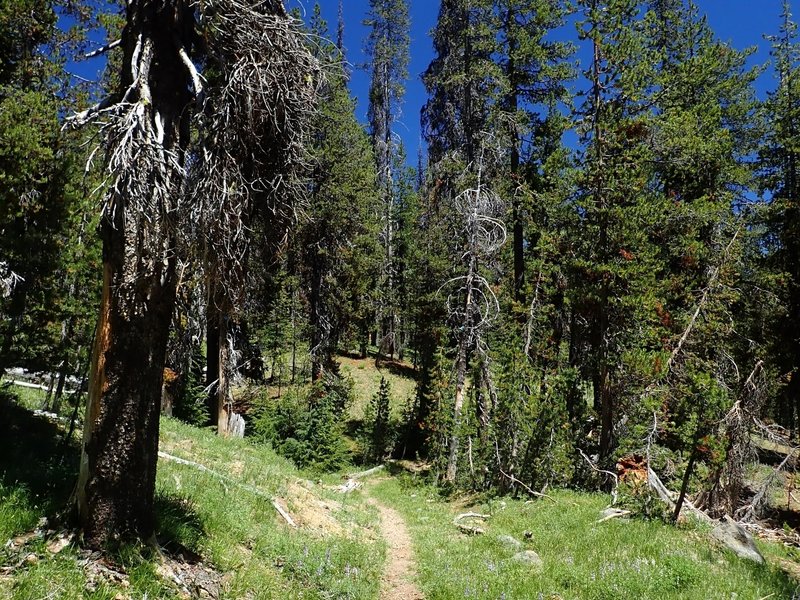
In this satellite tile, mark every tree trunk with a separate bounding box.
[505,8,524,304]
[445,255,476,484]
[447,344,468,483]
[51,361,70,415]
[309,252,324,382]
[78,249,177,548]
[206,291,220,425]
[217,308,234,436]
[76,0,192,548]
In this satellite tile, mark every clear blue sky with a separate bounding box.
[296,0,785,160]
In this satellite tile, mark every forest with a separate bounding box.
[1,0,800,597]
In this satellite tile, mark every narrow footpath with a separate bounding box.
[368,493,424,600]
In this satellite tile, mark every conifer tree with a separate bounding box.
[572,0,663,461]
[643,1,758,514]
[758,0,800,434]
[365,0,410,358]
[362,376,392,463]
[301,4,380,379]
[0,0,99,379]
[491,0,572,304]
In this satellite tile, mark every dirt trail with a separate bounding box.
[368,494,424,600]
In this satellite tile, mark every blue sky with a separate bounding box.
[295,0,786,159]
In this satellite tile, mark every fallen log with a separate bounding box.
[337,479,362,494]
[346,465,385,480]
[453,512,489,535]
[647,467,711,523]
[647,466,764,563]
[596,508,632,523]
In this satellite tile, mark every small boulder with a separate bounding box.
[711,516,765,564]
[512,550,543,570]
[497,534,523,551]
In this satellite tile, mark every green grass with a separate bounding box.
[259,351,417,424]
[5,377,797,600]
[0,391,384,599]
[4,383,48,413]
[370,475,799,600]
[337,354,417,421]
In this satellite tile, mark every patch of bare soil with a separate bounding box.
[368,496,424,600]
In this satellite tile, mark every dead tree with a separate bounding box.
[68,0,317,547]
[443,156,506,483]
[192,0,319,435]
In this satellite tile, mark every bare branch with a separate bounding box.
[83,39,121,60]
[177,45,204,102]
[578,448,619,506]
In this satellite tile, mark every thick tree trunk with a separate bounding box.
[78,250,177,548]
[76,0,192,548]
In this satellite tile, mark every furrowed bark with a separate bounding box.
[76,0,192,548]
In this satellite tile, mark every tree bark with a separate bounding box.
[78,246,178,548]
[445,254,477,483]
[217,308,234,436]
[76,0,192,548]
[206,289,220,424]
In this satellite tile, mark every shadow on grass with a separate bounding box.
[373,356,418,380]
[737,554,800,598]
[0,390,208,558]
[0,389,79,518]
[154,492,207,562]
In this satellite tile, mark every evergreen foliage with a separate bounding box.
[3,0,800,550]
[299,5,381,379]
[252,373,353,472]
[361,376,392,463]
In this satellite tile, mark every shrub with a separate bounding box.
[250,372,353,471]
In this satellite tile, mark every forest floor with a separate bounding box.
[2,366,800,599]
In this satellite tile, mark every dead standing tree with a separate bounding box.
[192,0,319,436]
[69,0,317,547]
[443,156,506,483]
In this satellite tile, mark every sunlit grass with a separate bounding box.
[0,394,384,599]
[371,475,799,600]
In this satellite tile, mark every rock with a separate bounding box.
[497,534,523,551]
[711,516,765,564]
[512,550,543,570]
[24,553,38,565]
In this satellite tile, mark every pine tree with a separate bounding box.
[301,4,380,380]
[490,0,572,304]
[364,0,410,358]
[422,0,495,169]
[362,376,392,463]
[572,0,664,462]
[758,0,800,435]
[642,1,759,515]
